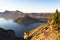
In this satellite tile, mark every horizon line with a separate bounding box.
[0,9,59,13]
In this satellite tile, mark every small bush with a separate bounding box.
[56,33,60,40]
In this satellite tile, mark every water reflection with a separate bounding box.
[0,18,6,23]
[0,18,44,37]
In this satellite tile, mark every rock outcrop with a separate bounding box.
[24,9,60,40]
[0,28,16,40]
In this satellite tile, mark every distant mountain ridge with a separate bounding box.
[0,10,23,20]
[0,10,53,20]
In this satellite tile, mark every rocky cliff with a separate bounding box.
[0,28,24,40]
[24,9,60,40]
[0,28,16,40]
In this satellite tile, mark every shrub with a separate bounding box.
[56,33,60,40]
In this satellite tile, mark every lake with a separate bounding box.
[0,18,44,37]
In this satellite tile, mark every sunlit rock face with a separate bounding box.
[24,10,60,40]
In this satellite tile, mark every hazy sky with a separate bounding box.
[0,0,60,13]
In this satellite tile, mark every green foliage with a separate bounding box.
[53,10,60,30]
[56,34,60,40]
[48,9,60,31]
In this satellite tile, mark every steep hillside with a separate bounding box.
[13,13,52,25]
[14,15,41,25]
[24,9,60,40]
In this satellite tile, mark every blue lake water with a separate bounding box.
[0,18,44,37]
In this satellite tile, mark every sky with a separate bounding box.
[0,0,60,13]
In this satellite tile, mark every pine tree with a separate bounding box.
[48,9,60,31]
